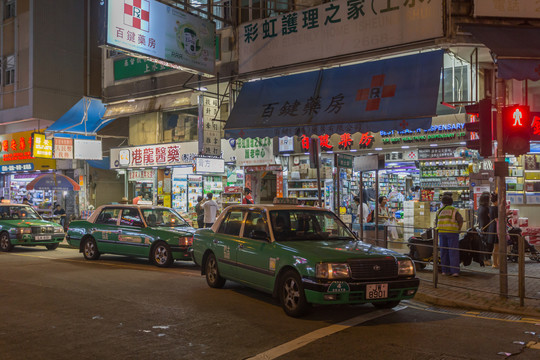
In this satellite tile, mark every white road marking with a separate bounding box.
[248,306,406,360]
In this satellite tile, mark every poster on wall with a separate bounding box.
[198,96,223,156]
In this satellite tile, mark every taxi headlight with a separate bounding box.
[179,236,193,246]
[17,228,31,234]
[316,263,351,279]
[54,227,64,233]
[398,259,415,276]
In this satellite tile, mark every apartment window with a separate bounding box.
[4,0,16,20]
[5,55,15,86]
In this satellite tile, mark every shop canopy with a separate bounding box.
[461,24,540,81]
[26,174,80,191]
[46,97,115,139]
[224,50,443,139]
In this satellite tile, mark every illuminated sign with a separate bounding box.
[195,157,225,174]
[105,0,216,75]
[74,139,103,160]
[110,142,198,169]
[32,133,53,159]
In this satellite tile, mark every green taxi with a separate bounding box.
[192,201,419,317]
[0,204,65,252]
[67,205,195,267]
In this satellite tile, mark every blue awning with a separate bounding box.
[46,97,115,139]
[225,51,443,139]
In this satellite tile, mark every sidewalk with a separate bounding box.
[382,240,540,318]
[413,262,540,318]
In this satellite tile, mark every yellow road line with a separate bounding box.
[405,301,540,324]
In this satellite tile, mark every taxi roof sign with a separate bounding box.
[273,197,298,205]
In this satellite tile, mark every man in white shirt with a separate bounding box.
[202,192,218,227]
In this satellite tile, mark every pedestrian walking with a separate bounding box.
[202,192,218,228]
[195,195,205,228]
[435,192,464,277]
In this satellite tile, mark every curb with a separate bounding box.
[415,290,540,319]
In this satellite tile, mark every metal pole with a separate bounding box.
[375,170,379,241]
[359,171,364,241]
[496,77,508,298]
[335,153,340,216]
[316,157,322,208]
[433,228,439,288]
[518,234,525,307]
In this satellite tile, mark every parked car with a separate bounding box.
[67,205,195,267]
[192,201,419,317]
[0,204,65,252]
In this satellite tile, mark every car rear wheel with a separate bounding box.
[372,300,400,309]
[83,237,100,260]
[152,242,173,267]
[279,270,310,317]
[0,231,13,252]
[205,253,225,288]
[46,243,59,250]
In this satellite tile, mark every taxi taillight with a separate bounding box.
[179,236,193,246]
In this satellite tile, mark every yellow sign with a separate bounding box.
[0,130,56,171]
[32,133,53,159]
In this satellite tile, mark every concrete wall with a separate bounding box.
[32,0,85,121]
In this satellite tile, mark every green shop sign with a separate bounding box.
[337,154,353,168]
[114,57,171,81]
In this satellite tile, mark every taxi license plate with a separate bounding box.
[366,283,388,299]
[35,235,52,241]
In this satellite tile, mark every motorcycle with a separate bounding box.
[506,226,540,262]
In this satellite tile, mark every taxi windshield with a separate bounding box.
[0,205,42,220]
[269,209,356,242]
[141,208,189,228]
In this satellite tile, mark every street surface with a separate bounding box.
[1,246,540,360]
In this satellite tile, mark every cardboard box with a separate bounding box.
[164,129,173,142]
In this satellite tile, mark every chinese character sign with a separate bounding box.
[110,141,199,169]
[32,133,53,159]
[53,138,74,159]
[239,0,443,73]
[199,96,223,156]
[106,0,216,75]
[236,137,274,166]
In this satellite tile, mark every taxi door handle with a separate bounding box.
[213,239,218,244]
[238,244,244,249]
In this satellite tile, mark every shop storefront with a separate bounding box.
[0,130,58,214]
[275,113,473,241]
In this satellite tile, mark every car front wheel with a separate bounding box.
[0,231,13,252]
[205,253,225,288]
[152,242,173,267]
[83,237,100,260]
[279,270,310,317]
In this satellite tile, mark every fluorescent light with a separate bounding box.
[375,148,382,151]
[196,86,208,92]
[430,144,438,147]
[401,146,410,149]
